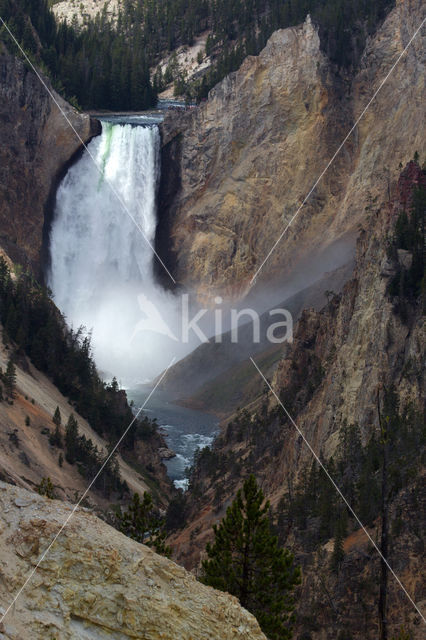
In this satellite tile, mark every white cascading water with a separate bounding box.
[48,121,184,383]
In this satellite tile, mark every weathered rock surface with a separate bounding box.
[159,0,425,301]
[271,162,425,463]
[0,481,266,640]
[0,44,100,275]
[167,162,426,638]
[158,447,177,460]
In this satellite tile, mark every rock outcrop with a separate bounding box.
[0,481,266,640]
[52,0,121,26]
[159,0,425,301]
[270,162,425,465]
[0,44,100,276]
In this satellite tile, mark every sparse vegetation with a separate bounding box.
[37,476,55,498]
[275,396,424,551]
[391,628,413,640]
[387,170,425,309]
[8,429,19,447]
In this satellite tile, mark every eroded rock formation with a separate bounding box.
[0,481,266,639]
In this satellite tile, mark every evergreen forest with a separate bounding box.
[1,0,394,109]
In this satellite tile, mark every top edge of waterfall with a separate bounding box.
[97,113,164,128]
[88,99,195,127]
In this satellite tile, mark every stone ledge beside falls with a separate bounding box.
[0,43,101,276]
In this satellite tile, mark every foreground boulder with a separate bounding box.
[0,482,266,639]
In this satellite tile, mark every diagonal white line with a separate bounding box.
[250,15,426,285]
[250,356,426,624]
[0,356,176,624]
[0,17,176,285]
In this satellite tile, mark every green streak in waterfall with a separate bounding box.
[97,122,114,190]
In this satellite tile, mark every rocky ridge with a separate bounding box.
[0,481,266,640]
[158,0,425,301]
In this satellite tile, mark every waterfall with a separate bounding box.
[48,120,181,383]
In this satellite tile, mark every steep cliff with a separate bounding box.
[158,0,425,301]
[0,44,100,275]
[168,163,426,638]
[0,481,266,640]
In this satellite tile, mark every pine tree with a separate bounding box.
[201,475,300,640]
[5,303,18,341]
[49,423,63,448]
[330,509,347,573]
[2,0,395,111]
[65,413,79,464]
[4,359,16,398]
[116,492,171,556]
[49,405,63,447]
[53,406,62,428]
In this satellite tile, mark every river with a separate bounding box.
[127,388,218,490]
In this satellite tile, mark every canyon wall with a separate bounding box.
[0,481,266,640]
[0,44,100,275]
[159,0,425,301]
[169,161,426,638]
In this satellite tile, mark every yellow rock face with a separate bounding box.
[0,481,266,640]
[160,2,425,301]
